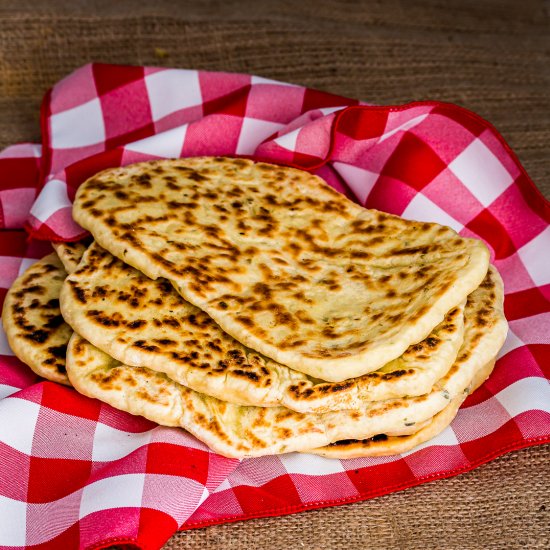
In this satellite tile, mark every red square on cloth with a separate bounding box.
[39,382,101,422]
[145,443,210,485]
[233,475,304,516]
[466,207,517,260]
[27,457,92,503]
[346,458,415,495]
[203,86,251,118]
[92,64,145,97]
[0,158,40,192]
[337,108,389,140]
[381,132,447,192]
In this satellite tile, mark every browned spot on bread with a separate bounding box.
[275,409,295,422]
[23,329,49,344]
[132,340,160,353]
[45,344,66,360]
[275,427,293,439]
[236,316,253,328]
[72,340,85,356]
[127,320,147,329]
[426,337,440,348]
[187,170,208,182]
[69,281,87,304]
[153,338,177,347]
[243,429,268,449]
[289,385,314,398]
[204,417,232,445]
[42,263,60,274]
[14,285,46,299]
[86,309,122,327]
[381,369,413,380]
[91,368,124,390]
[44,314,65,329]
[233,369,261,382]
[136,174,152,188]
[135,388,158,403]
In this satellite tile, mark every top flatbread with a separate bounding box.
[1,254,71,385]
[73,157,490,381]
[60,242,465,413]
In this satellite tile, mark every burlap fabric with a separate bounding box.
[0,1,548,548]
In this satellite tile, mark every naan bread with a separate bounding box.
[73,157,490,382]
[308,357,496,458]
[1,254,71,385]
[65,267,506,458]
[60,243,466,412]
[52,240,90,274]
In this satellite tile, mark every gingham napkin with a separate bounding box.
[0,63,548,550]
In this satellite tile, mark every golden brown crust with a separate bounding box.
[1,254,72,385]
[60,243,467,412]
[65,268,507,458]
[73,157,490,381]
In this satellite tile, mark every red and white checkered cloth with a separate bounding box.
[0,63,549,550]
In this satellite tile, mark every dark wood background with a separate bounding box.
[0,1,548,548]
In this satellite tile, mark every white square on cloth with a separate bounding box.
[448,138,514,206]
[79,474,146,519]
[236,118,284,155]
[145,69,202,122]
[517,226,550,287]
[0,398,40,454]
[50,98,106,148]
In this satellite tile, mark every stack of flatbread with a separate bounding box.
[2,157,508,458]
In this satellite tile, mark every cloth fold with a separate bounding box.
[0,63,548,550]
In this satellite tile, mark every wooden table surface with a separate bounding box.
[0,1,548,548]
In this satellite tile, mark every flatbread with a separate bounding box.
[1,254,71,385]
[307,357,496,458]
[60,242,466,412]
[72,157,490,382]
[52,240,90,274]
[65,267,507,458]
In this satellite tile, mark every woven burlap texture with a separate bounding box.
[170,445,550,550]
[0,1,548,548]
